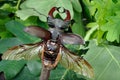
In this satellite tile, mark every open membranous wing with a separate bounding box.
[59,46,94,78]
[2,42,44,60]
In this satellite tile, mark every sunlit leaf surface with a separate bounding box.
[85,40,120,80]
[101,16,120,42]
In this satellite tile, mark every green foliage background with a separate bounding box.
[0,0,120,80]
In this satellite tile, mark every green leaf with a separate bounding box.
[14,66,39,80]
[83,0,115,23]
[16,0,73,21]
[5,20,40,43]
[27,60,41,76]
[85,40,120,80]
[70,0,82,12]
[101,16,120,42]
[0,3,16,12]
[16,16,37,26]
[49,64,85,80]
[0,60,26,80]
[82,0,120,43]
[0,31,13,39]
[55,0,73,19]
[0,38,23,53]
[72,11,85,37]
[81,0,96,20]
[84,22,98,41]
[94,0,116,23]
[14,62,85,80]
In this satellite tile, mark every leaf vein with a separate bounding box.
[97,59,112,79]
[60,69,69,80]
[103,45,120,68]
[89,48,104,62]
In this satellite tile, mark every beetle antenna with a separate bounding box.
[31,8,47,18]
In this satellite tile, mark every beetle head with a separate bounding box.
[47,7,71,31]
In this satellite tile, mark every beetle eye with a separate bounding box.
[48,23,55,28]
[60,26,69,31]
[60,27,65,30]
[47,17,55,28]
[64,28,69,31]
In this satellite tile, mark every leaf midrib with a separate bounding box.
[103,44,120,68]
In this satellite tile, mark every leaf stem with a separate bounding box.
[16,0,21,10]
[60,69,69,80]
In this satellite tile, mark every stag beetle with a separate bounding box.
[2,7,94,79]
[25,7,85,44]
